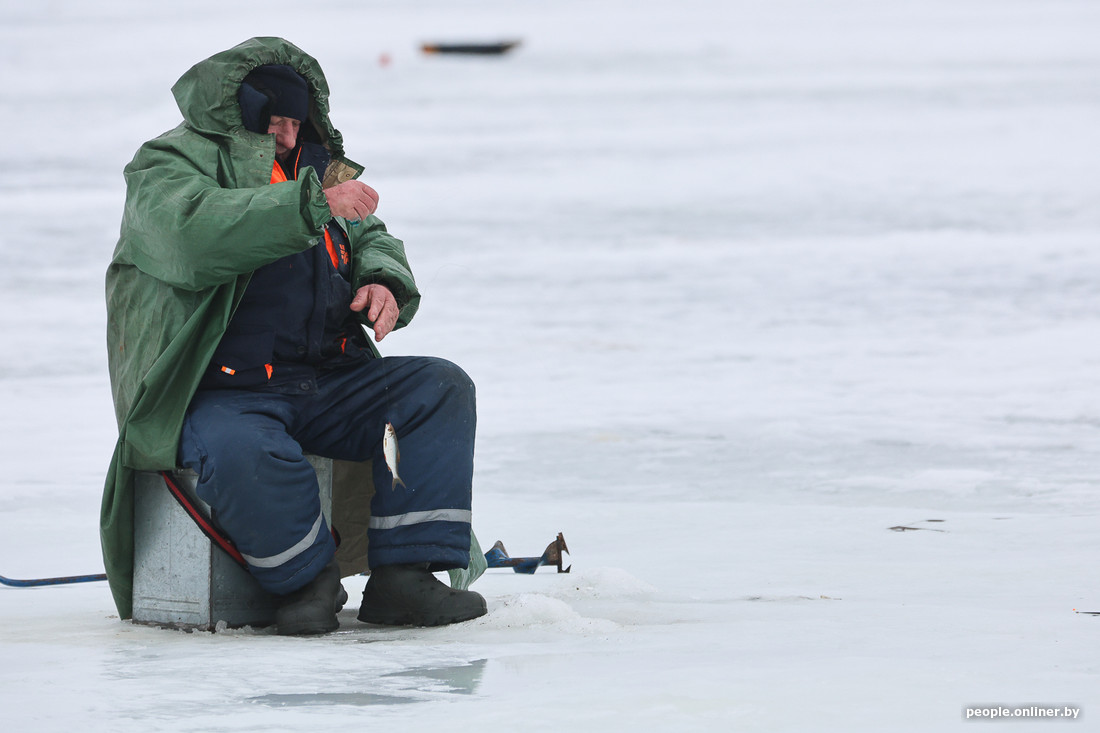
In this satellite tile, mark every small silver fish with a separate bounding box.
[383,422,406,490]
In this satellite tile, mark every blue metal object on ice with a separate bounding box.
[484,533,570,574]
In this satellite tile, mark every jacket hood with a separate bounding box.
[171,37,346,157]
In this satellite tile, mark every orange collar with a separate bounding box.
[270,159,289,184]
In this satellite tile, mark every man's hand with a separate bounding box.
[350,284,399,342]
[325,181,379,221]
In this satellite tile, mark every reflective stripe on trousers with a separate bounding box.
[240,512,325,569]
[369,509,473,531]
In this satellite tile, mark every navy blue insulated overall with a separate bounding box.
[177,144,475,595]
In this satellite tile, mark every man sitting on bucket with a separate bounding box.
[102,37,487,634]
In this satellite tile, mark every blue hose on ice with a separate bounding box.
[0,572,107,587]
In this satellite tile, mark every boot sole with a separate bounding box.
[357,603,487,627]
[276,616,340,636]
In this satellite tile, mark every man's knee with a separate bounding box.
[421,357,475,405]
[208,429,305,483]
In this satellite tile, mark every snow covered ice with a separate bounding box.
[1,0,1099,730]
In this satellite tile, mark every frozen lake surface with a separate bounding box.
[1,0,1098,730]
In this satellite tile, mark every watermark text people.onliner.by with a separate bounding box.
[964,704,1081,721]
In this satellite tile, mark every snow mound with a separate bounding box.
[479,593,620,634]
[544,567,660,601]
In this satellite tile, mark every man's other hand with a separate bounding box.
[325,181,379,221]
[350,284,399,342]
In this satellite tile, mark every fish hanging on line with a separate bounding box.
[383,422,407,490]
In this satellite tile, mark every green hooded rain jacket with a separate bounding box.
[102,38,422,618]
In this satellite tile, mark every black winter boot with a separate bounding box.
[274,560,348,636]
[358,563,487,627]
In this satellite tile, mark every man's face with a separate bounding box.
[268,115,302,162]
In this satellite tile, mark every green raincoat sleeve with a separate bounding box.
[119,133,334,290]
[346,215,421,330]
